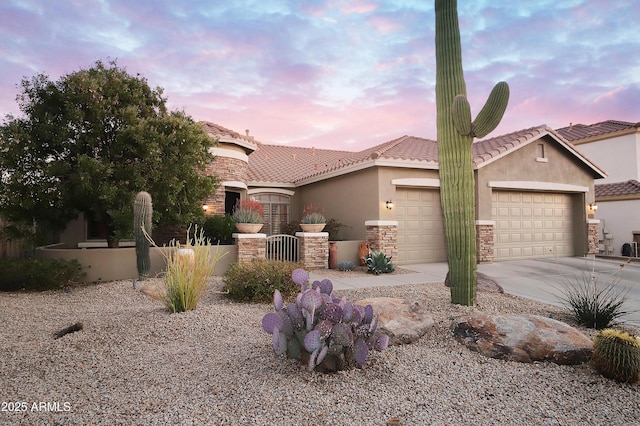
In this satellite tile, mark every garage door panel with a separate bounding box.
[397,188,446,264]
[493,190,574,260]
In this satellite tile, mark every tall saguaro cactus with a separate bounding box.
[134,191,153,280]
[435,0,509,306]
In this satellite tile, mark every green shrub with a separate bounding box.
[201,214,236,245]
[223,260,303,302]
[0,257,86,291]
[555,270,631,329]
[364,251,395,275]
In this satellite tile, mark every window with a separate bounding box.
[225,191,240,215]
[251,193,290,235]
[536,143,548,163]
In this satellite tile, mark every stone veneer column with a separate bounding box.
[233,233,266,263]
[296,232,329,269]
[476,220,495,263]
[587,219,600,257]
[204,145,250,215]
[364,220,398,260]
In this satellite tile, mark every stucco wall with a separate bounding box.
[573,133,640,183]
[295,168,380,241]
[597,199,640,256]
[36,244,237,282]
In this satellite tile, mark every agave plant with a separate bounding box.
[364,251,395,275]
[262,268,389,372]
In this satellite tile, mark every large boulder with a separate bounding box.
[356,297,434,345]
[453,312,593,365]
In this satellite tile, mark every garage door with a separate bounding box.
[396,188,447,264]
[493,191,574,260]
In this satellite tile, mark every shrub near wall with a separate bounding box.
[223,260,304,303]
[0,258,86,291]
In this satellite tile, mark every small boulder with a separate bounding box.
[140,283,164,301]
[444,272,503,293]
[356,297,434,345]
[453,312,592,365]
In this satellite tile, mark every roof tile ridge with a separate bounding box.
[368,135,411,159]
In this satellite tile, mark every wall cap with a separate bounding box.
[295,232,329,237]
[232,233,267,239]
[365,220,398,226]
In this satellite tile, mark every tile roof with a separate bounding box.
[246,125,599,185]
[200,121,258,152]
[556,120,639,142]
[595,180,640,198]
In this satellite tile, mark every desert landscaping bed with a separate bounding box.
[1,276,638,425]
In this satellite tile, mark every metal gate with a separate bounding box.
[266,234,299,262]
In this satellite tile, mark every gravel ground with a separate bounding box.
[1,276,639,426]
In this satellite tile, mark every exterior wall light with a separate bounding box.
[202,204,209,212]
[589,202,598,212]
[386,199,394,210]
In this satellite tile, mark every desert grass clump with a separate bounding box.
[150,225,223,313]
[592,328,640,383]
[555,267,632,329]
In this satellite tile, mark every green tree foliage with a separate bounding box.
[0,60,217,246]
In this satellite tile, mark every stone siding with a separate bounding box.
[234,234,266,263]
[587,221,599,255]
[204,155,248,215]
[365,223,398,261]
[296,232,329,269]
[476,223,495,263]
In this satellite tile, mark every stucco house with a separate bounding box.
[557,120,640,256]
[203,122,606,265]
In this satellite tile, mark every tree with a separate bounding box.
[434,0,509,305]
[0,60,217,246]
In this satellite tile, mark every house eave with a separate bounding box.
[294,158,439,186]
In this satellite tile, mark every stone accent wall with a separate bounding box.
[234,233,266,263]
[587,220,600,255]
[476,222,495,263]
[296,232,329,269]
[204,155,248,215]
[365,221,398,261]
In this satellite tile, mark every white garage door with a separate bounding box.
[396,188,447,264]
[493,191,574,260]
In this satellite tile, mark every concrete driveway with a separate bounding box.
[476,257,640,327]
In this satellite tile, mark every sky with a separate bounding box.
[1,0,638,151]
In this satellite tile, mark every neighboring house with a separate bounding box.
[557,120,640,256]
[202,122,606,265]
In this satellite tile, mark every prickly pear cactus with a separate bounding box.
[262,269,389,373]
[435,0,509,306]
[134,191,153,280]
[591,329,640,383]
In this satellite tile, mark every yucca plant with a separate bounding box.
[592,329,640,383]
[555,269,632,329]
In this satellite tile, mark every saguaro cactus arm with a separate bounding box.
[472,81,510,138]
[451,94,472,136]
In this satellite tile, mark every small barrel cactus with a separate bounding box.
[134,191,153,280]
[591,328,640,383]
[262,268,389,372]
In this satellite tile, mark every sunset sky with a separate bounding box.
[1,0,638,150]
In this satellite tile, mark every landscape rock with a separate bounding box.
[452,312,593,365]
[444,271,504,293]
[356,297,434,345]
